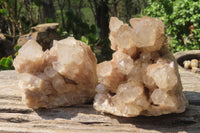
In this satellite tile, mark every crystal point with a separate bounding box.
[130,17,165,52]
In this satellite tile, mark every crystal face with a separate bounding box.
[94,16,188,117]
[14,37,98,109]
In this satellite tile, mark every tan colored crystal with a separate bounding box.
[109,17,123,50]
[112,51,134,75]
[115,25,137,57]
[13,40,45,73]
[183,60,191,69]
[97,61,125,93]
[190,59,198,68]
[127,60,143,83]
[183,59,199,73]
[109,17,137,57]
[147,61,177,91]
[130,16,165,52]
[94,16,188,117]
[14,37,97,109]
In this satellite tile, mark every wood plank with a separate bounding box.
[179,69,200,92]
[0,70,200,132]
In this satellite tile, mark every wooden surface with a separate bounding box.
[0,70,200,133]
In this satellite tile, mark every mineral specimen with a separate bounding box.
[183,60,191,69]
[190,59,199,68]
[94,16,188,117]
[183,59,200,73]
[13,37,98,109]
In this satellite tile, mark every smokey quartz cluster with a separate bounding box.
[94,16,188,117]
[14,37,97,109]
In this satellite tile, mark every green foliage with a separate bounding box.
[65,11,95,38]
[81,33,98,51]
[144,0,200,53]
[0,56,14,70]
[0,9,7,15]
[14,45,21,56]
[14,45,21,51]
[0,45,21,70]
[81,36,89,45]
[45,18,54,23]
[56,26,68,38]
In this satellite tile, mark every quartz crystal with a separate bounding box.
[14,37,98,109]
[94,16,188,117]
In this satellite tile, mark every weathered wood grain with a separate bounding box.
[0,70,200,133]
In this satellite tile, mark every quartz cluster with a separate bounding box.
[183,59,200,73]
[13,37,98,109]
[94,16,188,117]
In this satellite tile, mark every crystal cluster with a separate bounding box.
[94,17,188,117]
[183,59,200,73]
[13,37,97,109]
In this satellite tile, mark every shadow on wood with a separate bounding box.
[31,91,200,132]
[34,104,98,120]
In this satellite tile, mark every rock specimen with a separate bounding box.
[94,16,188,117]
[13,37,97,109]
[17,23,61,51]
[183,59,200,73]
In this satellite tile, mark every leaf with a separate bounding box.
[5,56,13,66]
[0,56,14,70]
[81,36,89,44]
[0,57,7,66]
[0,9,6,15]
[14,45,21,51]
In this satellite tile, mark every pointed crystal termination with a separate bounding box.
[13,40,45,73]
[130,17,165,52]
[14,37,98,109]
[109,17,124,51]
[94,16,188,117]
